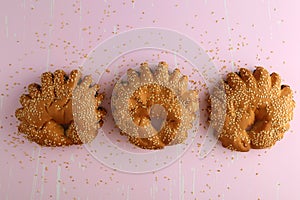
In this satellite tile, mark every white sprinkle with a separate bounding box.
[4,16,8,38]
[56,166,61,200]
[126,185,130,200]
[79,0,82,20]
[0,96,3,112]
[45,25,53,71]
[169,181,173,200]
[191,167,196,194]
[45,0,55,71]
[77,0,83,46]
[113,25,117,34]
[50,0,54,18]
[70,153,75,162]
[30,147,41,200]
[223,0,235,70]
[178,159,184,200]
[40,164,46,200]
[78,162,85,171]
[46,44,51,71]
[267,0,272,20]
[151,181,158,200]
[174,54,178,68]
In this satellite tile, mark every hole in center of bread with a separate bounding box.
[61,123,70,134]
[246,124,254,131]
[244,104,270,133]
[149,104,167,132]
[128,84,182,130]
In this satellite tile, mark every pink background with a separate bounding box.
[1,0,300,199]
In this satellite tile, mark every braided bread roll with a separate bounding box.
[15,69,106,146]
[210,67,295,152]
[111,62,199,149]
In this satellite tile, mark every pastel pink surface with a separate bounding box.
[0,1,300,200]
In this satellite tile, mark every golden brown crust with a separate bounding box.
[112,62,199,150]
[15,69,106,146]
[127,83,182,148]
[210,67,295,152]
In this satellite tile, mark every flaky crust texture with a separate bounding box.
[112,62,199,150]
[15,69,106,146]
[210,67,295,152]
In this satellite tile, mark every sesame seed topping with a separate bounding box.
[210,66,295,152]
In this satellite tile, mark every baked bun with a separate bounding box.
[111,62,199,149]
[210,67,295,151]
[15,69,106,146]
